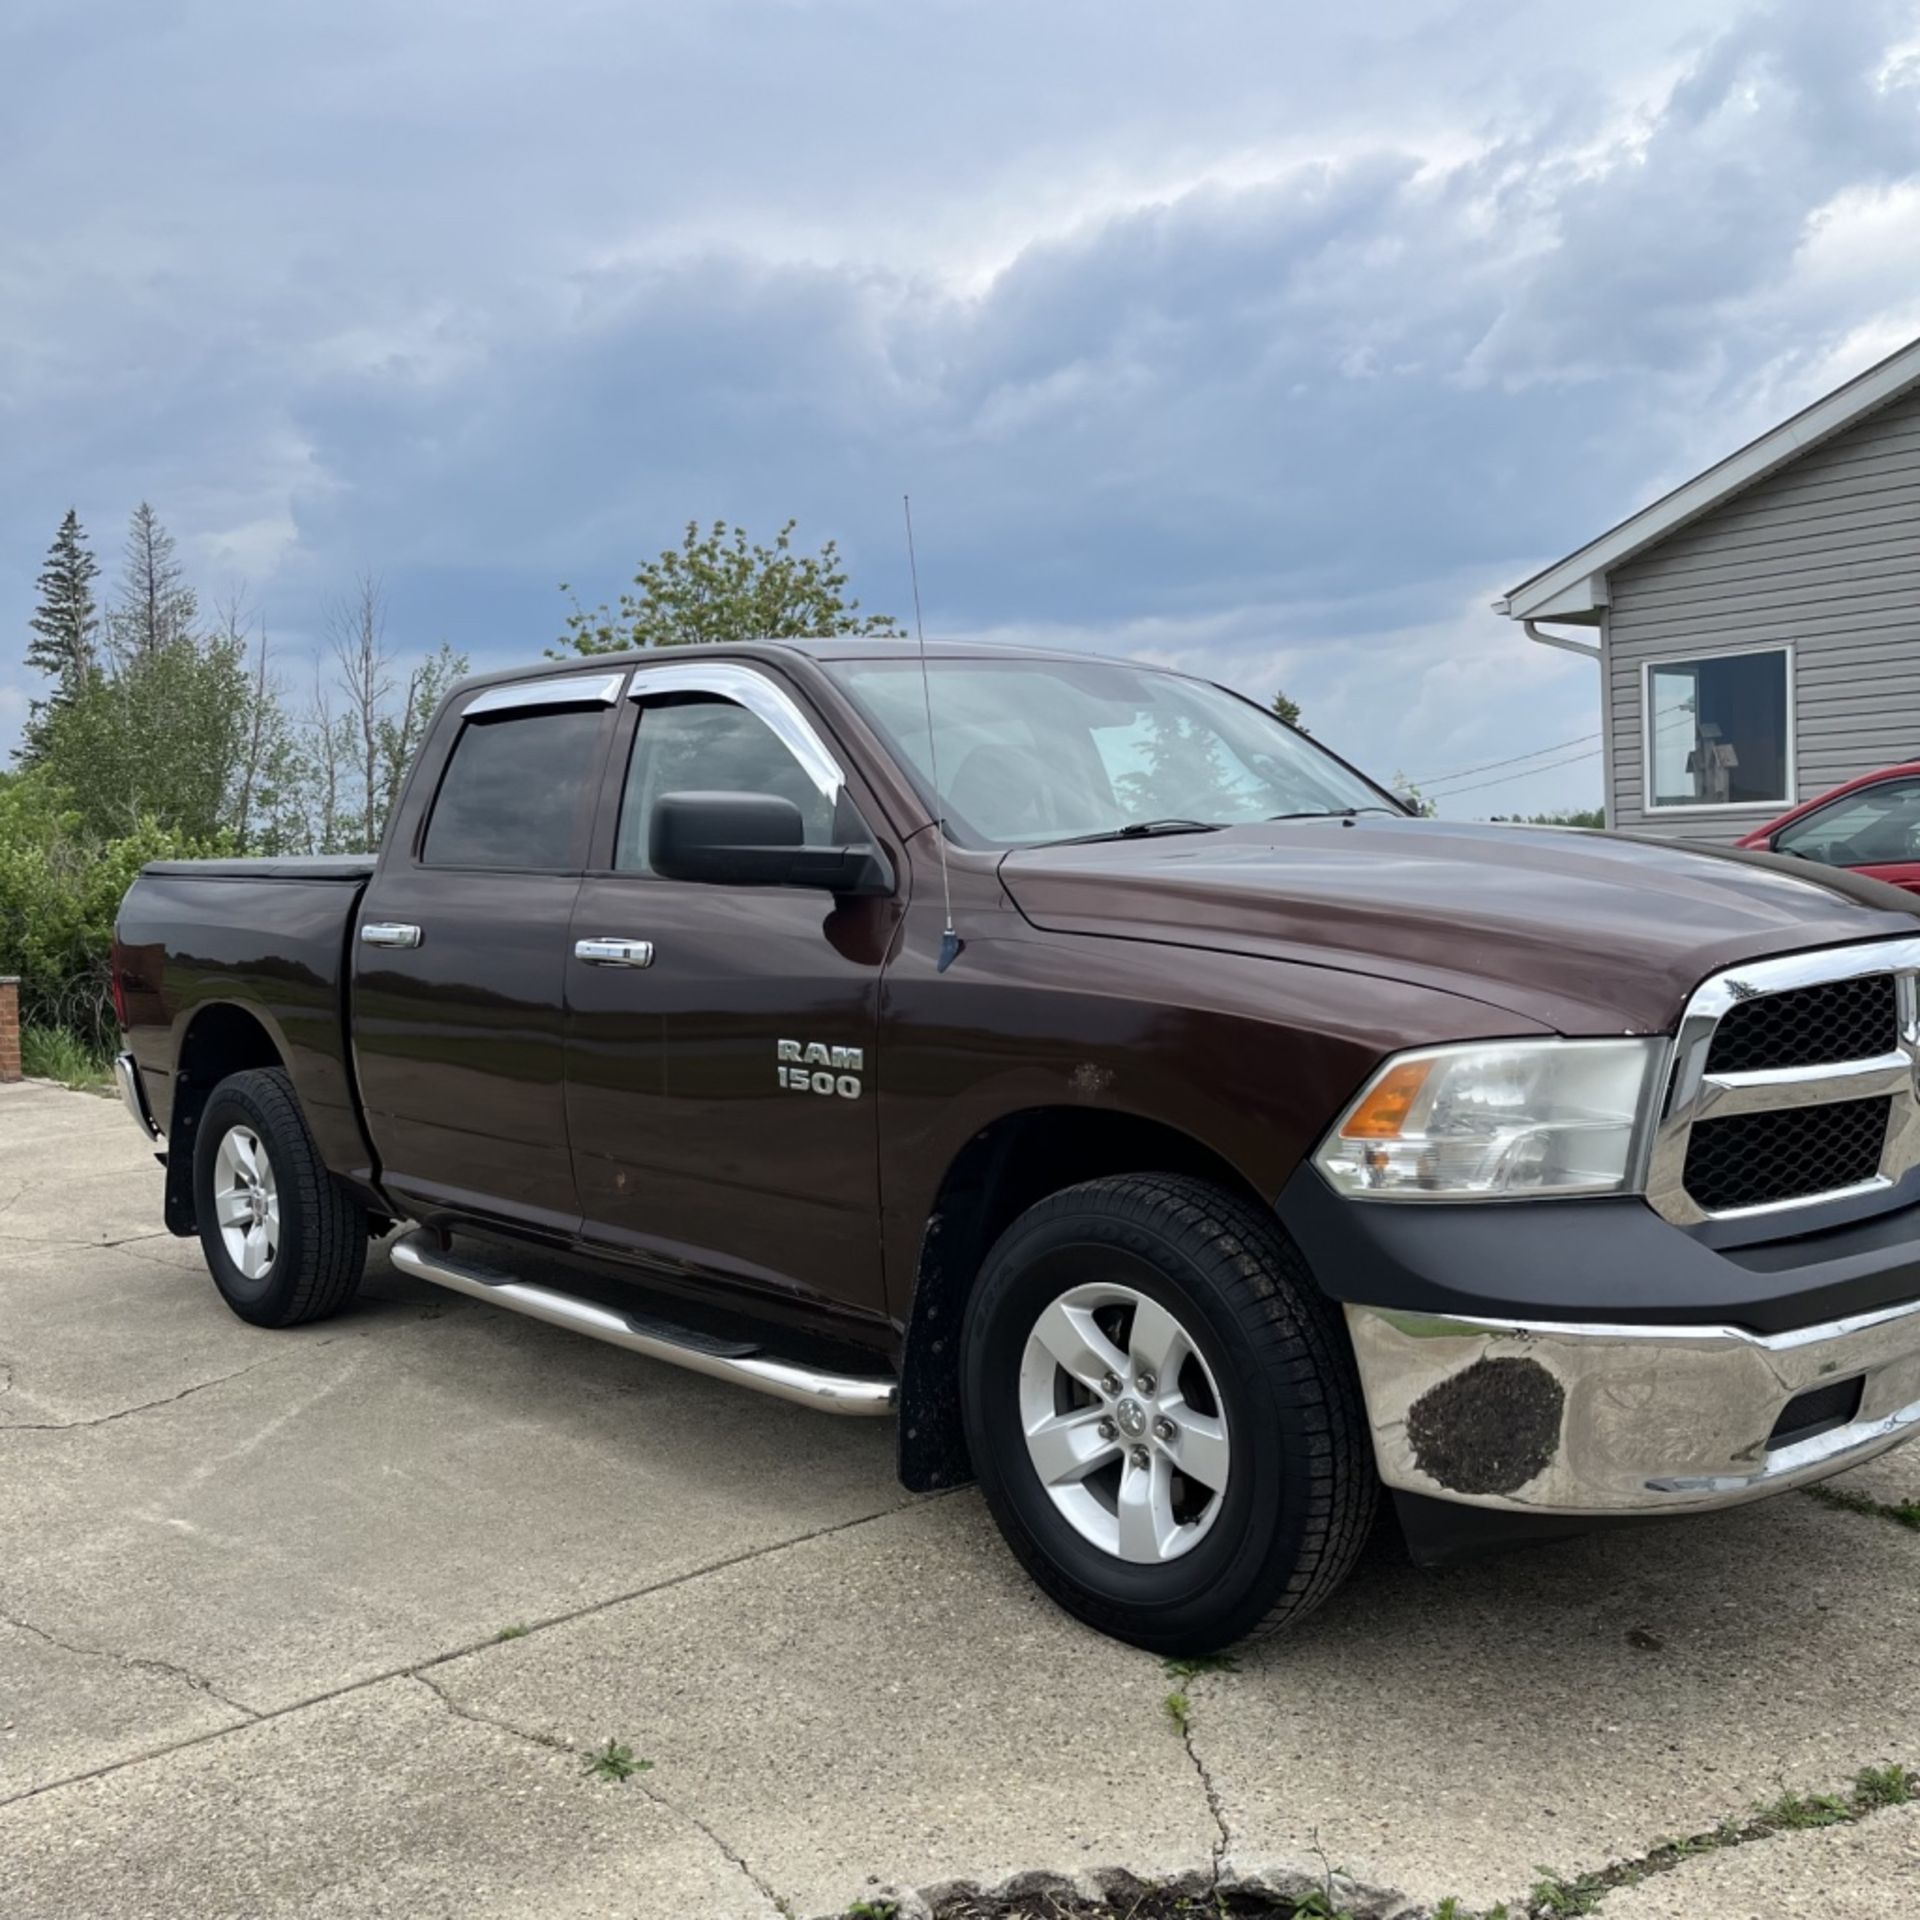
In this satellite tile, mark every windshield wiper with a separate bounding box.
[1267,805,1404,822]
[1055,819,1224,845]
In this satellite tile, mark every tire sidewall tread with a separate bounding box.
[961,1172,1377,1654]
[192,1067,367,1329]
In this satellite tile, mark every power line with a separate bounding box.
[1414,729,1602,790]
[1430,746,1604,802]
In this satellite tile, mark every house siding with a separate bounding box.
[1605,380,1920,842]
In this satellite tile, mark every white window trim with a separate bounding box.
[1641,641,1796,816]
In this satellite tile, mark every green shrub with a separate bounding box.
[0,766,217,1048]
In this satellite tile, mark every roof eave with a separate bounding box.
[1496,334,1920,625]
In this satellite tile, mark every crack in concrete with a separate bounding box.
[410,1672,789,1912]
[0,1358,276,1431]
[1177,1711,1231,1884]
[0,1312,446,1434]
[0,1494,927,1815]
[1496,1760,1920,1919]
[1,1607,259,1721]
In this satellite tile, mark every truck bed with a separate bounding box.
[116,857,380,1194]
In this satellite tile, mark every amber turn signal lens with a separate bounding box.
[1339,1058,1432,1139]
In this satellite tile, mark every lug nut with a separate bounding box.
[1096,1418,1117,1442]
[1154,1417,1176,1442]
[1130,1445,1150,1469]
[1135,1371,1156,1395]
[1101,1371,1123,1396]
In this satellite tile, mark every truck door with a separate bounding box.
[351,671,624,1236]
[564,660,902,1320]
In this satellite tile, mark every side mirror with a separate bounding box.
[648,791,893,895]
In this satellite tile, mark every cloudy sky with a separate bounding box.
[4,0,1918,815]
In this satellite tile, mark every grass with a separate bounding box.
[580,1737,651,1784]
[493,1623,531,1641]
[21,1023,115,1090]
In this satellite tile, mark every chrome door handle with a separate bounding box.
[361,922,423,949]
[574,937,654,969]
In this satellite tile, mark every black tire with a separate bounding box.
[960,1173,1377,1654]
[192,1067,368,1328]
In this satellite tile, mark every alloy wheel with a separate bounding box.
[1017,1281,1231,1563]
[212,1123,280,1281]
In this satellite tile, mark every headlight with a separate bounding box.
[1313,1038,1662,1201]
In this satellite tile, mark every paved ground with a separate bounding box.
[3,1078,1918,1920]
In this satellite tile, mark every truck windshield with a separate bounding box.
[826,655,1398,847]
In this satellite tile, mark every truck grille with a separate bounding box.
[1683,1097,1893,1214]
[1705,973,1898,1075]
[1647,940,1920,1226]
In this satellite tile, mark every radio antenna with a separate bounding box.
[904,494,961,972]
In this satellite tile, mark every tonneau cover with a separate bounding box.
[140,856,377,882]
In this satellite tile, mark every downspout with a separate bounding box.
[1518,617,1610,830]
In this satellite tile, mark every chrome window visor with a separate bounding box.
[1645,936,1920,1228]
[627,660,845,803]
[464,672,626,718]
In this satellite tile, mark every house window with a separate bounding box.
[1646,647,1791,809]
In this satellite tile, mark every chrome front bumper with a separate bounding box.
[114,1050,160,1140]
[1346,1298,1920,1514]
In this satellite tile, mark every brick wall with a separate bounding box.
[0,977,20,1083]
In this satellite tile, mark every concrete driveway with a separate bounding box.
[3,1078,1918,1920]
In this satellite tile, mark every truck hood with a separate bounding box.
[998,818,1920,1034]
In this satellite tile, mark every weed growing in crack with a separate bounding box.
[1161,1653,1236,1736]
[844,1902,898,1919]
[1806,1483,1920,1532]
[1753,1786,1852,1831]
[493,1623,530,1641]
[1527,1872,1598,1918]
[581,1737,651,1783]
[1163,1654,1239,1683]
[1500,1760,1920,1918]
[1854,1762,1914,1809]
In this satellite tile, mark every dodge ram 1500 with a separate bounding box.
[113,639,1920,1651]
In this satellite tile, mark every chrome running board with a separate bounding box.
[389,1231,896,1417]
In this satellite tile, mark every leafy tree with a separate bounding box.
[31,631,254,843]
[555,518,900,655]
[1391,772,1437,817]
[1491,807,1605,829]
[373,642,466,844]
[1271,689,1306,732]
[108,502,198,663]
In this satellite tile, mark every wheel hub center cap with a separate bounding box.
[1114,1396,1149,1439]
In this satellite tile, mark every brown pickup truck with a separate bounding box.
[113,640,1920,1652]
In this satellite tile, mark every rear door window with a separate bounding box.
[422,707,607,870]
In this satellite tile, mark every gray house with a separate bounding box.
[1496,337,1920,841]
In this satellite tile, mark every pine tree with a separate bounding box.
[19,510,102,762]
[109,502,198,662]
[25,509,100,689]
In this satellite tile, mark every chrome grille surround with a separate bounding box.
[1645,937,1920,1228]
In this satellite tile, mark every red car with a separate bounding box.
[1739,762,1920,896]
